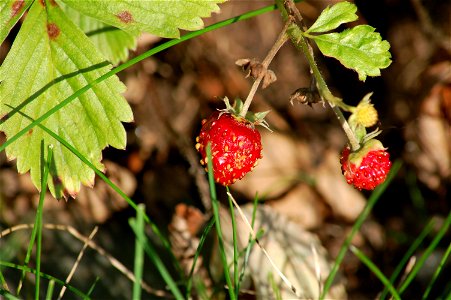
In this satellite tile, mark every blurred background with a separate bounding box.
[1,0,449,299]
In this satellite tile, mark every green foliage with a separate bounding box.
[0,0,224,197]
[59,2,138,65]
[61,0,224,38]
[304,1,392,81]
[305,1,358,34]
[310,25,392,81]
[0,0,33,44]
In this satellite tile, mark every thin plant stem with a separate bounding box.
[186,217,216,298]
[35,143,53,300]
[276,0,360,151]
[350,246,401,300]
[422,239,451,300]
[240,21,290,117]
[226,191,301,298]
[206,144,236,299]
[129,219,184,300]
[398,210,451,296]
[132,204,145,300]
[380,218,436,300]
[1,223,166,297]
[57,226,98,300]
[226,187,240,296]
[320,160,402,299]
[45,280,55,300]
[0,261,89,298]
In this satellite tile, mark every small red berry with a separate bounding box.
[340,139,391,190]
[196,112,263,186]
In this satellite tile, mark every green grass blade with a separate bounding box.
[422,239,451,300]
[129,219,183,300]
[0,261,90,298]
[206,143,235,299]
[226,187,239,296]
[380,218,436,300]
[132,204,145,300]
[238,193,260,287]
[35,143,53,300]
[85,277,100,298]
[320,160,402,300]
[398,210,451,296]
[350,245,401,300]
[0,288,21,300]
[45,280,55,300]
[0,268,8,291]
[186,217,215,299]
[7,106,182,276]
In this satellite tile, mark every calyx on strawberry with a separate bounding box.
[195,98,268,186]
[340,139,391,190]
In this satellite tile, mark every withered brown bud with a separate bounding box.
[262,70,277,89]
[289,87,321,106]
[235,58,265,79]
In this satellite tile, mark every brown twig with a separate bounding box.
[57,226,99,300]
[240,20,291,118]
[0,224,171,298]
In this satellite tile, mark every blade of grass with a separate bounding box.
[186,217,215,298]
[132,204,145,300]
[206,143,235,299]
[380,217,436,300]
[129,219,183,300]
[0,261,89,298]
[350,245,401,300]
[35,142,53,300]
[7,106,183,276]
[0,268,8,291]
[422,239,451,300]
[45,280,55,300]
[0,288,21,300]
[226,187,239,296]
[320,160,402,300]
[238,193,260,289]
[85,277,100,298]
[398,210,451,296]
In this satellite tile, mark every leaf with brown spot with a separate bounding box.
[0,1,132,198]
[0,0,33,44]
[59,1,138,65]
[61,0,226,38]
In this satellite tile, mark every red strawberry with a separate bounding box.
[340,139,391,190]
[196,111,263,186]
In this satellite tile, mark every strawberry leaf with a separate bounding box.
[0,0,33,44]
[0,1,133,197]
[310,25,392,81]
[60,0,225,38]
[306,1,358,34]
[59,2,138,65]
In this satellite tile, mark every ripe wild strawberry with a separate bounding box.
[196,111,263,186]
[340,139,391,190]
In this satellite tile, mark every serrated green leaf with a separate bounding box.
[306,1,358,34]
[0,1,133,198]
[59,2,138,65]
[0,0,33,44]
[60,0,225,38]
[311,25,392,81]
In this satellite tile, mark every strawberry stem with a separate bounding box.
[240,21,290,118]
[277,0,361,151]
